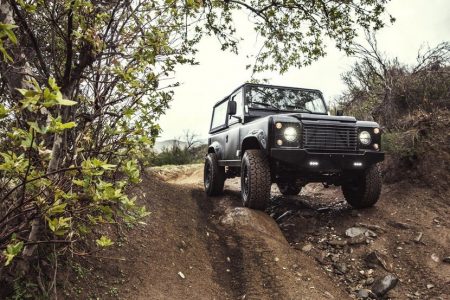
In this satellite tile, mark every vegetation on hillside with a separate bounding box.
[149,131,207,166]
[337,33,450,190]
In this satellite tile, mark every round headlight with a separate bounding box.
[359,131,372,145]
[284,127,298,142]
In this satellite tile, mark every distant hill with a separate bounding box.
[153,140,188,153]
[153,138,207,153]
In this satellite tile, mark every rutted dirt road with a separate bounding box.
[67,164,449,299]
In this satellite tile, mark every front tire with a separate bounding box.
[204,153,225,196]
[241,150,271,210]
[277,182,301,195]
[342,164,382,208]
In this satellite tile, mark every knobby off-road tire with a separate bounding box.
[204,153,225,196]
[241,150,271,210]
[342,164,382,208]
[277,182,301,196]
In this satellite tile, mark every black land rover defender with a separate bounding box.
[204,83,384,210]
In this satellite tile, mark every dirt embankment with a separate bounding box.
[63,164,449,299]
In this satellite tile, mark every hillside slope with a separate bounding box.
[62,167,348,299]
[61,164,449,299]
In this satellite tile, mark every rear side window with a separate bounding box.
[211,100,228,130]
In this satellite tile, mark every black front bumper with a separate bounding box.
[270,148,384,171]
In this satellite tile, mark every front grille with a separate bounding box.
[302,124,357,151]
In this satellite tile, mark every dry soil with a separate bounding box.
[63,164,450,300]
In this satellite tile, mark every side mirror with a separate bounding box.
[228,100,237,115]
[336,109,344,116]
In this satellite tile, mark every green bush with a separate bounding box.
[149,144,207,166]
[337,36,450,186]
[381,130,422,157]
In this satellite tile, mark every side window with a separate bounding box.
[229,89,243,125]
[211,100,228,130]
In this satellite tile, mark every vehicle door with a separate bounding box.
[209,99,229,160]
[224,89,244,162]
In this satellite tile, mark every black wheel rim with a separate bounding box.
[204,161,211,189]
[242,163,249,201]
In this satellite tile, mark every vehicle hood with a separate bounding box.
[286,113,356,123]
[270,113,379,127]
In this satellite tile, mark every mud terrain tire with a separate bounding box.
[277,182,301,195]
[342,164,382,208]
[241,150,271,210]
[204,153,225,196]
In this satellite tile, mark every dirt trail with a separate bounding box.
[65,164,449,299]
[152,164,450,299]
[192,188,348,300]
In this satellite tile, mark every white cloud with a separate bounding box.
[157,0,450,141]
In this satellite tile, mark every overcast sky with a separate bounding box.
[157,0,450,141]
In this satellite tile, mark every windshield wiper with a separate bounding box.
[285,105,313,113]
[251,101,279,110]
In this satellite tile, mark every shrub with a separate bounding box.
[149,143,207,166]
[336,34,450,188]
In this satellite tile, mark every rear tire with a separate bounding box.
[342,164,382,208]
[277,182,301,195]
[204,153,225,196]
[241,150,271,210]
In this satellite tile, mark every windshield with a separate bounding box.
[245,85,327,114]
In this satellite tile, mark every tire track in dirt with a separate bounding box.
[236,237,285,299]
[193,189,247,299]
[165,164,450,299]
[191,187,347,300]
[193,188,289,299]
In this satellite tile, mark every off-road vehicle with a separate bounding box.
[204,83,384,210]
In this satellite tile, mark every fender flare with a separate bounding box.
[208,141,223,160]
[241,129,268,157]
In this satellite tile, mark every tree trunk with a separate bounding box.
[0,0,43,276]
[0,0,34,99]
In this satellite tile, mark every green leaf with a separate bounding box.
[100,163,116,170]
[30,78,41,93]
[0,104,8,118]
[72,179,85,187]
[48,77,59,91]
[0,23,18,30]
[46,217,71,236]
[0,46,13,62]
[16,0,37,12]
[123,108,135,118]
[3,241,24,266]
[4,29,17,44]
[96,236,114,248]
[26,121,47,134]
[48,115,77,133]
[47,201,68,216]
[56,98,77,106]
[59,122,77,130]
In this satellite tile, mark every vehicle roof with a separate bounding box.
[212,83,323,107]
